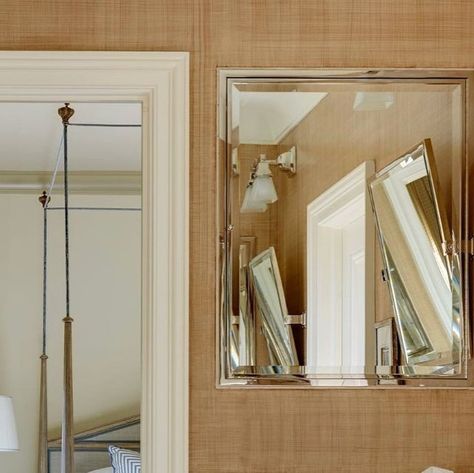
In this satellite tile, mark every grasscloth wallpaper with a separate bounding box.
[1,1,474,472]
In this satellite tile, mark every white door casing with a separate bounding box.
[0,52,189,473]
[306,161,375,380]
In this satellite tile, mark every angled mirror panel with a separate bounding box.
[368,140,462,375]
[249,247,299,367]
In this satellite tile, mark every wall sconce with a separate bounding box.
[241,146,296,213]
[0,396,19,452]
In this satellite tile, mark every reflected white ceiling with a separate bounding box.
[232,91,327,145]
[0,102,142,172]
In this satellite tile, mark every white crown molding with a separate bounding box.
[0,51,189,473]
[0,171,142,194]
[235,91,327,145]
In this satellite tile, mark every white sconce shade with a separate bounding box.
[241,182,267,213]
[0,396,19,452]
[239,153,288,213]
[253,160,278,204]
[253,176,278,204]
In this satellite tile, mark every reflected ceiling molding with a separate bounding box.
[233,91,327,145]
[0,171,142,194]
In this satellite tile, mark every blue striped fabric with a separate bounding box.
[108,445,141,473]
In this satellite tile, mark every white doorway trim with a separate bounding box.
[306,161,375,378]
[0,51,189,473]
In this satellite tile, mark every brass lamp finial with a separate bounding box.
[38,191,50,208]
[58,103,74,125]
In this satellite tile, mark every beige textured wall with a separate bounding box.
[1,2,474,472]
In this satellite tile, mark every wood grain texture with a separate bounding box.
[1,1,474,472]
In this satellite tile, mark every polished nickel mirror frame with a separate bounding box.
[217,68,473,388]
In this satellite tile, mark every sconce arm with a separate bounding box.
[284,313,306,327]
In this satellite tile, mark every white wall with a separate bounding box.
[0,192,141,473]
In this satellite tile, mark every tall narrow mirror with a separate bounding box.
[249,247,299,367]
[368,140,460,375]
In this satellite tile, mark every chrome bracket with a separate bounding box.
[233,314,306,326]
[442,238,474,257]
[276,146,297,174]
[463,237,474,257]
[231,148,240,175]
[284,313,306,327]
[261,146,297,175]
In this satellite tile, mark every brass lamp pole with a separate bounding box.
[37,190,50,473]
[58,103,75,473]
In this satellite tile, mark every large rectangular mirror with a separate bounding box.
[218,70,471,387]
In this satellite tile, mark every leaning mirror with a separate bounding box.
[369,140,461,376]
[218,70,471,387]
[249,247,299,368]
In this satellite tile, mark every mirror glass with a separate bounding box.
[0,102,142,471]
[249,247,299,368]
[369,141,460,375]
[220,75,467,385]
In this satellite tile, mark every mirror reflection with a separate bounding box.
[249,247,299,367]
[221,77,466,385]
[368,140,460,374]
[0,102,142,472]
